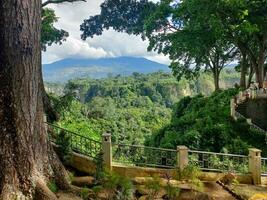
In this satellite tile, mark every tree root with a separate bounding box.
[34,180,58,200]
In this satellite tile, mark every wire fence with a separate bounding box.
[188,150,249,174]
[47,123,102,159]
[112,143,177,168]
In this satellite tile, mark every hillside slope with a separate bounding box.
[43,56,170,82]
[147,89,267,156]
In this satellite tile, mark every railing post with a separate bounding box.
[248,148,261,185]
[230,99,236,118]
[239,91,244,101]
[102,133,112,171]
[246,118,252,125]
[177,146,188,171]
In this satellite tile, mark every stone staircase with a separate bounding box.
[231,88,267,133]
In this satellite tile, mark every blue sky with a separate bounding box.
[42,0,170,65]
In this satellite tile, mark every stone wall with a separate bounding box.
[69,151,254,184]
[245,98,267,130]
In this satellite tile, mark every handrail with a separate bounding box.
[46,123,101,159]
[189,150,248,158]
[112,143,177,168]
[46,122,100,143]
[113,143,177,152]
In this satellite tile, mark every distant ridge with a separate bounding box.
[43,56,170,83]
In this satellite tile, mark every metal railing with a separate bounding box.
[47,123,102,159]
[112,143,177,168]
[235,111,247,120]
[188,150,249,174]
[262,158,267,176]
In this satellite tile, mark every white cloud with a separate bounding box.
[42,0,170,65]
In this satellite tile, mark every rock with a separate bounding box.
[138,195,148,200]
[57,192,83,200]
[136,185,149,195]
[179,190,213,200]
[136,185,166,198]
[249,193,267,200]
[72,176,94,187]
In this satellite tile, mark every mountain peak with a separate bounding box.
[43,56,170,83]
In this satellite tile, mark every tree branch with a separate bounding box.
[42,0,86,7]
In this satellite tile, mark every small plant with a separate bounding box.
[56,130,72,164]
[47,180,58,193]
[94,151,105,182]
[115,176,134,200]
[164,173,180,200]
[67,171,75,183]
[177,164,204,196]
[144,175,161,200]
[178,164,201,181]
[92,185,103,200]
[99,171,134,200]
[80,186,90,200]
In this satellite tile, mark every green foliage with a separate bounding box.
[47,180,58,193]
[94,152,105,182]
[80,0,155,40]
[100,171,134,200]
[144,175,161,200]
[178,164,203,193]
[41,8,68,51]
[178,164,201,182]
[92,185,103,200]
[148,88,267,156]
[80,187,90,200]
[48,71,240,146]
[164,183,180,200]
[55,130,72,164]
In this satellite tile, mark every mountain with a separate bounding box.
[42,56,170,83]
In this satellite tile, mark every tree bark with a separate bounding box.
[239,56,248,89]
[212,68,220,91]
[0,0,69,199]
[247,66,254,88]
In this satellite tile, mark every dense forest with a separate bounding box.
[46,70,266,156]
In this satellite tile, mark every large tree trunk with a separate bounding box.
[0,0,69,199]
[247,66,254,88]
[212,69,220,91]
[252,47,265,88]
[239,56,248,89]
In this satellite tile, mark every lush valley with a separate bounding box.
[46,69,266,156]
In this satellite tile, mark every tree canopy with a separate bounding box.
[80,0,267,89]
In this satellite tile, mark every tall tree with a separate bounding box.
[0,0,69,198]
[211,0,267,87]
[80,0,237,91]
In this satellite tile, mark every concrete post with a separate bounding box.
[239,91,244,101]
[102,133,112,171]
[249,89,253,99]
[252,89,256,99]
[177,146,189,171]
[246,118,252,125]
[248,148,261,185]
[230,99,236,118]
